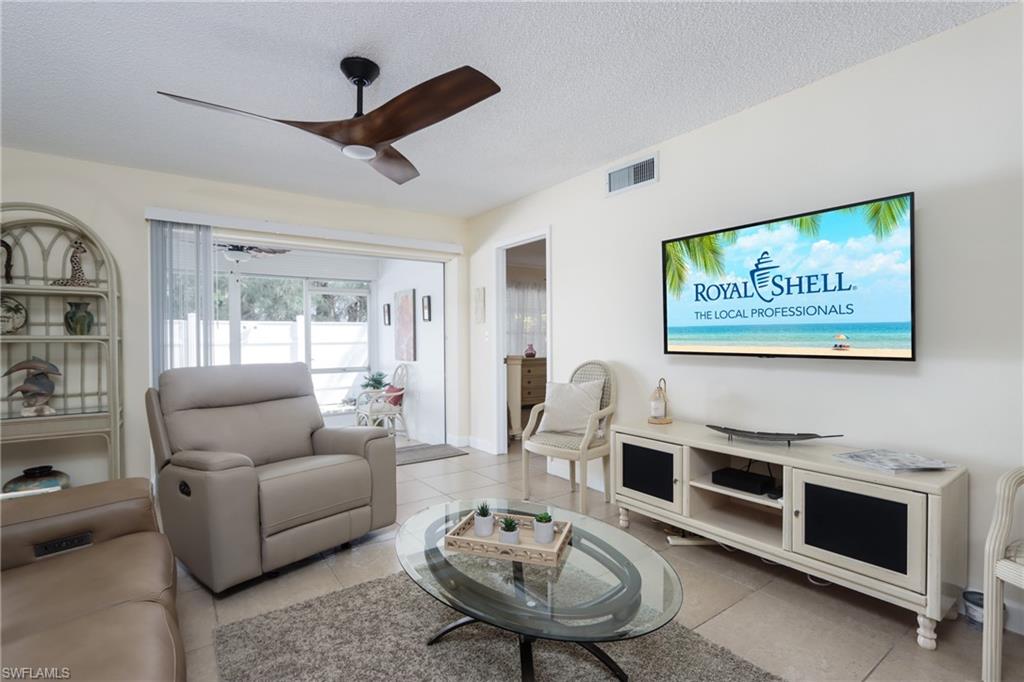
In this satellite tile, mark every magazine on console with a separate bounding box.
[834,449,954,473]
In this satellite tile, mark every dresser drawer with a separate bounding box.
[523,364,546,377]
[522,376,546,390]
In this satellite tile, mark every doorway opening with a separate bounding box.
[495,233,550,453]
[152,226,447,449]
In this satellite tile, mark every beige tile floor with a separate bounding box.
[180,442,1024,682]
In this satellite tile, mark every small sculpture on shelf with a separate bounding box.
[1,238,13,284]
[4,357,61,417]
[50,240,91,287]
[63,301,95,335]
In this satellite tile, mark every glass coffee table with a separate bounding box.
[396,499,682,681]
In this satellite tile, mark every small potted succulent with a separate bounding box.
[473,502,493,537]
[497,516,520,545]
[533,511,554,544]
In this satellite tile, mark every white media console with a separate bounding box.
[610,420,968,649]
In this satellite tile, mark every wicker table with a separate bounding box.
[396,499,682,681]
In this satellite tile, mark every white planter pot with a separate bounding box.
[533,520,555,544]
[474,514,494,537]
[498,528,520,544]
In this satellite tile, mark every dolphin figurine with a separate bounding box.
[3,357,61,378]
[4,356,60,415]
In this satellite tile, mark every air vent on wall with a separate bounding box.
[607,154,658,196]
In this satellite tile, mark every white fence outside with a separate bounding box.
[169,316,368,412]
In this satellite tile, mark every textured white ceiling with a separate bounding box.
[0,2,1005,218]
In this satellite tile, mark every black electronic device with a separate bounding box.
[712,467,774,496]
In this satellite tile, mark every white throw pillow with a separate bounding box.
[538,380,603,434]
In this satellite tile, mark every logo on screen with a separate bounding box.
[749,251,780,303]
[692,249,853,303]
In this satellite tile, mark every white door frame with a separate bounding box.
[493,226,552,454]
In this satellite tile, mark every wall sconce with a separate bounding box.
[382,303,391,326]
[422,295,432,322]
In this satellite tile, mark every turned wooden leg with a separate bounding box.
[522,448,532,500]
[618,507,630,529]
[916,614,938,650]
[602,456,612,503]
[983,578,1004,681]
[578,458,589,514]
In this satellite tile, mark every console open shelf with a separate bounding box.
[689,474,783,509]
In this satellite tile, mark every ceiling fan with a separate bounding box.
[158,57,500,185]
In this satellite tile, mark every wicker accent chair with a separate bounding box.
[355,364,408,437]
[982,466,1024,682]
[521,360,616,513]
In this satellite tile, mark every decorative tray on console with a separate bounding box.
[444,512,572,568]
[706,424,843,446]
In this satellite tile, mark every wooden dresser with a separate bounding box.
[506,356,546,439]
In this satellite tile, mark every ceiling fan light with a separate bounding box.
[342,144,377,161]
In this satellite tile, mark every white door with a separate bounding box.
[792,470,927,593]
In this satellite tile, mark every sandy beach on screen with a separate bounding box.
[667,345,912,358]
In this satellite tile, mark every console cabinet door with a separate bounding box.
[615,434,684,514]
[792,470,926,593]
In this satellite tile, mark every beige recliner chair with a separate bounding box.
[145,362,396,593]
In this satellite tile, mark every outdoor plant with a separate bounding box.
[500,517,519,532]
[475,502,491,518]
[361,371,389,390]
[534,511,552,524]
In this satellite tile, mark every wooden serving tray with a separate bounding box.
[444,512,572,567]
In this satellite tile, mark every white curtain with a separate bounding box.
[506,280,547,357]
[150,220,216,381]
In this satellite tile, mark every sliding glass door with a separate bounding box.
[220,274,371,414]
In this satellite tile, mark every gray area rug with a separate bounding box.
[214,572,779,682]
[396,443,467,466]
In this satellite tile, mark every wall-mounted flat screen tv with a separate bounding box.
[663,192,914,360]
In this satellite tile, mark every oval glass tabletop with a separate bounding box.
[396,498,682,644]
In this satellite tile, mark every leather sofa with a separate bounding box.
[1,478,185,681]
[146,362,397,593]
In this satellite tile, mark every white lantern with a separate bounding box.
[648,377,672,425]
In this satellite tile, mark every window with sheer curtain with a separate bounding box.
[506,280,547,357]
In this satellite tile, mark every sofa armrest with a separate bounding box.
[312,426,395,530]
[170,450,254,472]
[312,426,390,458]
[1,478,158,570]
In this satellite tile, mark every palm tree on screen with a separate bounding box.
[664,195,909,299]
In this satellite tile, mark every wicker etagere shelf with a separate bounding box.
[1,203,123,479]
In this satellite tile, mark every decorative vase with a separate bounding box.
[523,343,537,358]
[2,465,70,494]
[474,513,494,537]
[533,519,555,544]
[63,302,94,336]
[498,528,520,545]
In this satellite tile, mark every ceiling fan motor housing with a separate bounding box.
[340,56,380,86]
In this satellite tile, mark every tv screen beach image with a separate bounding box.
[663,194,913,359]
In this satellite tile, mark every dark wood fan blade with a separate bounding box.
[346,66,500,147]
[157,91,356,146]
[369,145,420,185]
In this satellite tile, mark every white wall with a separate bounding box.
[375,259,446,444]
[0,148,468,483]
[468,7,1023,630]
